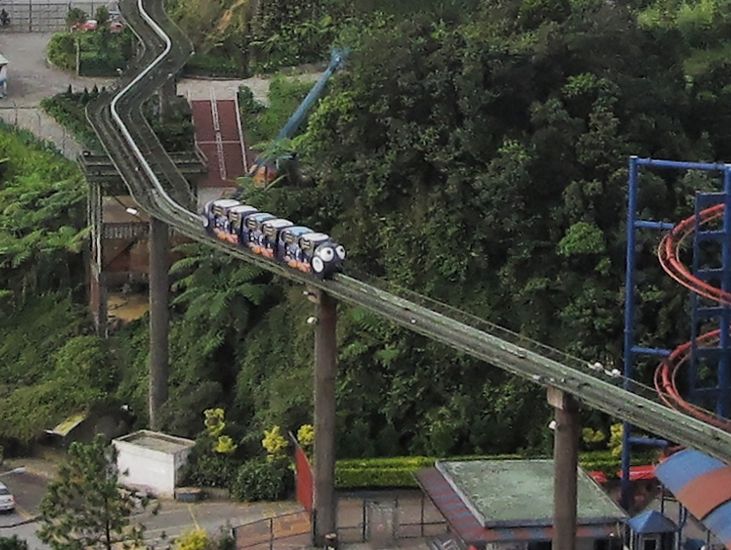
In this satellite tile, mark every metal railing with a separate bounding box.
[232,493,447,549]
[0,1,107,32]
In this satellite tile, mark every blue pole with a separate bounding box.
[719,169,731,417]
[622,156,639,510]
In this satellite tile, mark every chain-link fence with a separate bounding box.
[0,1,113,32]
[0,105,80,158]
[233,492,448,549]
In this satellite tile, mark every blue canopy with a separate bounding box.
[627,510,677,534]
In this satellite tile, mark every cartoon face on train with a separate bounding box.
[299,232,346,278]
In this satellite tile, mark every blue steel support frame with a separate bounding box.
[722,170,731,417]
[622,156,639,510]
[622,156,731,510]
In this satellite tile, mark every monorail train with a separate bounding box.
[202,199,346,278]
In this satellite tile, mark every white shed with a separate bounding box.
[113,430,195,497]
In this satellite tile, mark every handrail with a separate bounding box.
[109,0,199,227]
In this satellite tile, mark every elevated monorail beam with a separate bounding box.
[87,0,731,463]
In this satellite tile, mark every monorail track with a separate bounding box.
[86,0,731,463]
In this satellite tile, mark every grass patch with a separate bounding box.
[238,76,313,145]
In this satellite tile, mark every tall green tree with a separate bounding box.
[38,436,150,550]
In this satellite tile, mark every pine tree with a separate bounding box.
[38,435,152,550]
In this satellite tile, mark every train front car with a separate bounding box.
[205,199,241,241]
[261,219,294,259]
[300,232,346,278]
[226,205,258,245]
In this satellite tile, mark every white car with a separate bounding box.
[0,482,15,512]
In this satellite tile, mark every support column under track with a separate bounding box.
[312,289,338,544]
[148,216,170,430]
[548,387,579,550]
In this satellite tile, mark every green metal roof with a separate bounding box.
[436,459,626,528]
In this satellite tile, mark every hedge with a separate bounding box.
[333,451,657,489]
[184,52,250,78]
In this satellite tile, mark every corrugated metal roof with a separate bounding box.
[627,510,677,534]
[655,449,731,549]
[416,466,624,546]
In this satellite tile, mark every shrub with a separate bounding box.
[0,536,28,550]
[332,451,655,489]
[184,52,249,78]
[261,426,288,459]
[174,528,209,550]
[296,424,314,450]
[46,33,77,71]
[184,453,237,488]
[230,458,290,501]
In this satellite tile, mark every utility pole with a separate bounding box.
[548,387,579,550]
[310,289,338,544]
[148,217,169,430]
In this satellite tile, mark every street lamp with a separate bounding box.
[0,466,26,477]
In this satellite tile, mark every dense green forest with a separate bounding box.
[2,0,731,469]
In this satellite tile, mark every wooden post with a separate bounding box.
[548,387,579,550]
[148,217,169,430]
[311,289,337,544]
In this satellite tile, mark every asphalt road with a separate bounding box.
[0,471,46,527]
[0,467,302,549]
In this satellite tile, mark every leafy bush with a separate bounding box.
[0,537,28,550]
[174,528,209,550]
[332,451,656,488]
[230,458,291,501]
[40,89,102,150]
[46,33,76,71]
[46,30,134,76]
[184,52,250,78]
[183,453,237,488]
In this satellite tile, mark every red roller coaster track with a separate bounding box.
[656,204,731,431]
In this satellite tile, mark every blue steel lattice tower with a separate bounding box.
[622,157,731,509]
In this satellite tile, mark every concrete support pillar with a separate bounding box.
[312,289,337,544]
[148,217,169,430]
[548,387,579,550]
[91,270,108,338]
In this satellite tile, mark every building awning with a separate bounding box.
[45,412,87,437]
[416,467,622,545]
[655,449,731,549]
[627,510,677,534]
[617,465,656,481]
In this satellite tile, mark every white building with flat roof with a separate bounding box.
[113,430,195,497]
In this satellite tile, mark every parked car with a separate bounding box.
[0,482,15,512]
[71,18,98,32]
